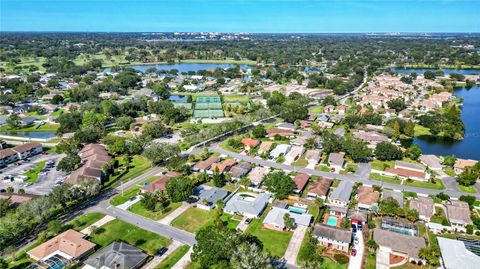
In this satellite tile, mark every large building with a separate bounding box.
[65,144,111,184]
[313,224,352,252]
[0,142,43,167]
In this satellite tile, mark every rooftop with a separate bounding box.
[373,228,426,259]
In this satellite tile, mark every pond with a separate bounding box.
[392,68,479,75]
[106,63,252,73]
[0,131,57,140]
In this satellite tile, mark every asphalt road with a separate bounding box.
[211,144,480,199]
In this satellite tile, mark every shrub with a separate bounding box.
[334,253,349,264]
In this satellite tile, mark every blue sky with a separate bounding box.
[1,0,479,33]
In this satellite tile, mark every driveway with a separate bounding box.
[236,216,250,232]
[143,240,182,269]
[348,230,364,269]
[158,202,192,225]
[355,162,371,179]
[284,225,308,266]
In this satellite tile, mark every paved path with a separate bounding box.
[348,230,364,269]
[284,226,308,266]
[80,215,116,235]
[171,247,193,269]
[236,216,250,232]
[211,145,480,199]
[143,240,182,269]
[158,203,192,225]
[116,195,141,210]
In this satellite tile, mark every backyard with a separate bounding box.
[171,207,240,233]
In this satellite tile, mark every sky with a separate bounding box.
[1,0,479,33]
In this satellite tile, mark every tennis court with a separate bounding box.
[195,102,223,110]
[195,96,221,103]
[173,103,192,109]
[193,109,224,118]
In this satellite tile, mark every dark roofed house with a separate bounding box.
[410,197,435,222]
[382,190,404,207]
[193,156,220,172]
[373,228,426,263]
[229,162,252,180]
[266,128,295,138]
[307,178,333,200]
[195,185,229,210]
[328,153,345,172]
[313,224,352,252]
[83,241,148,269]
[292,173,309,194]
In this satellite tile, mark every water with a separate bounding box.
[413,85,480,160]
[106,63,252,73]
[392,68,479,76]
[326,216,338,226]
[0,131,57,140]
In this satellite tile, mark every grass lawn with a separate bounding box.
[50,109,64,117]
[104,155,152,188]
[365,252,376,269]
[128,201,183,221]
[223,95,250,103]
[155,245,190,269]
[109,176,159,206]
[430,207,449,225]
[0,123,59,132]
[316,165,331,172]
[403,179,445,190]
[458,184,477,194]
[219,140,242,153]
[89,219,171,255]
[369,173,401,184]
[322,257,348,269]
[414,124,432,137]
[370,160,394,171]
[444,167,456,177]
[23,160,46,183]
[308,105,324,114]
[68,212,106,231]
[246,207,293,258]
[171,207,214,233]
[292,154,308,167]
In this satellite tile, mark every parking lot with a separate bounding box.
[0,153,66,195]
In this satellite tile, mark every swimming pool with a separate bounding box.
[326,216,338,227]
[289,206,307,214]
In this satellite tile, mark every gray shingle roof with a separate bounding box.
[195,186,229,206]
[224,192,270,217]
[329,180,353,203]
[313,224,352,243]
[263,207,312,229]
[84,241,148,269]
[373,228,426,259]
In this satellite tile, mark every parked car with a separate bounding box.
[245,218,253,224]
[351,249,357,256]
[157,247,168,256]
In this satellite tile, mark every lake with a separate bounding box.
[0,131,57,140]
[393,68,479,75]
[106,63,252,73]
[413,85,480,160]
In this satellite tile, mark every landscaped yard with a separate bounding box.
[369,173,401,184]
[246,208,293,258]
[171,207,213,233]
[23,160,46,183]
[430,207,449,225]
[443,167,456,177]
[308,105,324,114]
[458,184,477,194]
[292,154,308,167]
[68,212,106,231]
[109,176,159,206]
[155,245,190,269]
[89,219,171,255]
[104,155,152,188]
[370,160,394,171]
[128,201,183,221]
[403,178,445,190]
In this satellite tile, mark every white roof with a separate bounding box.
[285,146,304,159]
[248,166,268,184]
[438,237,480,269]
[263,207,312,229]
[270,144,291,158]
[224,192,270,217]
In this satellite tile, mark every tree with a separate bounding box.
[375,142,403,161]
[262,171,295,199]
[151,82,171,100]
[379,197,401,216]
[57,154,81,172]
[281,100,308,123]
[115,116,134,130]
[341,136,372,162]
[404,208,419,222]
[165,176,194,202]
[141,190,170,212]
[297,233,323,269]
[405,144,422,160]
[0,199,11,217]
[366,239,379,251]
[436,192,450,201]
[141,121,170,141]
[47,220,63,234]
[6,114,21,128]
[458,168,478,186]
[212,171,226,187]
[283,213,294,230]
[419,246,440,266]
[166,156,190,173]
[231,242,273,269]
[251,124,266,138]
[459,195,476,208]
[6,186,14,193]
[442,155,456,167]
[143,143,179,165]
[403,120,415,137]
[466,224,474,235]
[51,94,64,104]
[387,98,406,112]
[0,257,8,269]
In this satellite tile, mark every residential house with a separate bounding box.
[258,141,273,154]
[383,160,429,181]
[313,224,352,252]
[266,128,295,138]
[444,200,472,231]
[284,145,305,164]
[224,192,270,218]
[347,209,368,225]
[247,166,269,187]
[373,228,426,264]
[454,159,478,174]
[210,159,237,174]
[382,190,404,207]
[241,138,260,151]
[307,178,333,200]
[269,144,291,160]
[28,229,96,261]
[263,206,312,231]
[83,242,148,269]
[335,105,347,115]
[195,185,229,210]
[410,197,435,222]
[419,155,443,171]
[66,144,111,185]
[229,162,252,180]
[305,149,321,169]
[276,123,296,131]
[356,186,380,211]
[324,105,335,113]
[292,173,309,194]
[140,172,181,193]
[192,156,220,172]
[328,153,345,172]
[0,192,39,205]
[328,180,353,209]
[437,237,480,269]
[352,130,389,148]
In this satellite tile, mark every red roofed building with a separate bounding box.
[241,138,260,151]
[141,172,181,193]
[266,128,295,138]
[384,167,428,181]
[293,173,310,194]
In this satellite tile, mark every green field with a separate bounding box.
[89,219,171,255]
[193,109,224,118]
[128,201,183,220]
[171,207,239,233]
[104,155,152,188]
[458,184,477,194]
[155,245,190,269]
[403,179,445,190]
[23,161,46,184]
[109,176,159,206]
[68,212,106,231]
[369,173,401,184]
[223,95,250,103]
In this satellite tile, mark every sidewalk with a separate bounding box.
[284,225,308,266]
[158,203,191,225]
[80,215,116,235]
[171,247,193,269]
[116,195,141,210]
[143,240,182,269]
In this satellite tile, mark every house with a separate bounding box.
[276,122,296,131]
[382,160,429,181]
[335,105,347,115]
[328,180,353,209]
[305,149,321,168]
[0,192,39,205]
[0,142,43,166]
[347,209,368,225]
[210,159,237,174]
[284,145,304,164]
[382,190,404,207]
[299,120,311,129]
[324,105,335,113]
[395,161,427,173]
[410,197,435,222]
[356,186,380,211]
[437,237,480,269]
[444,200,472,231]
[224,192,270,218]
[141,172,181,193]
[373,228,426,264]
[258,141,273,154]
[193,156,220,172]
[247,166,269,187]
[66,144,111,185]
[241,138,260,151]
[352,130,389,147]
[195,185,229,210]
[229,162,252,180]
[263,207,312,231]
[307,178,333,200]
[313,224,352,252]
[419,155,443,171]
[292,173,309,194]
[266,128,295,138]
[28,229,96,261]
[269,144,291,159]
[328,153,345,172]
[83,242,148,269]
[454,159,478,174]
